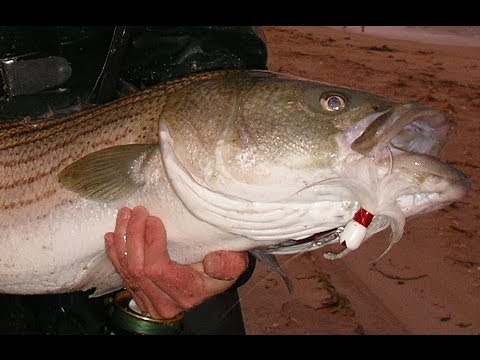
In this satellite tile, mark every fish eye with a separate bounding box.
[320,94,346,112]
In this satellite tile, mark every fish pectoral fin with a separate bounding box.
[250,249,294,294]
[58,144,158,202]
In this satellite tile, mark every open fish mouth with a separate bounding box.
[351,103,470,201]
[352,103,451,159]
[344,103,470,232]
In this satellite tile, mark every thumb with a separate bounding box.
[202,251,249,281]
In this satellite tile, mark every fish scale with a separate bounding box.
[0,70,468,296]
[0,71,227,222]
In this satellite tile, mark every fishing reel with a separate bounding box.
[108,290,183,335]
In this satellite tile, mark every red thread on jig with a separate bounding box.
[353,208,374,227]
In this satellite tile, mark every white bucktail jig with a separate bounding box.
[340,208,374,250]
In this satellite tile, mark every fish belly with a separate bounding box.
[0,181,256,296]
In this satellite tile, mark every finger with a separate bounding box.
[144,214,167,250]
[145,291,185,320]
[125,206,149,278]
[134,285,185,320]
[191,262,239,295]
[122,206,161,316]
[129,215,186,318]
[129,290,160,318]
[202,250,249,280]
[106,230,150,312]
[138,215,237,315]
[113,207,132,262]
[105,232,122,274]
[106,233,153,315]
[142,216,208,309]
[106,209,166,318]
[110,207,132,281]
[120,211,184,319]
[129,291,148,315]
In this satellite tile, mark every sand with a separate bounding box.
[238,26,480,335]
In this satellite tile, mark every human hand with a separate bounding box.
[104,206,249,320]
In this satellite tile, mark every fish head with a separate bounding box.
[320,92,470,251]
[159,70,469,253]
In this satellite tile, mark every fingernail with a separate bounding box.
[204,253,224,276]
[133,205,148,215]
[118,208,131,221]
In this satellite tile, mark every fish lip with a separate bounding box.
[352,103,451,159]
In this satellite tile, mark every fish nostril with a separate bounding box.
[372,105,380,111]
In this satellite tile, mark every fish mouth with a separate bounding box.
[351,103,470,214]
[352,103,451,159]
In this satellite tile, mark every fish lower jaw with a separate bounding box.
[396,189,462,217]
[396,192,437,215]
[395,170,469,217]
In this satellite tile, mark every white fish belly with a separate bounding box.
[0,183,258,296]
[0,200,121,295]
